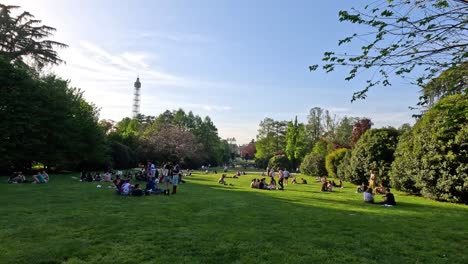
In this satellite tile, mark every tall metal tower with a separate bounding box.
[132,76,141,118]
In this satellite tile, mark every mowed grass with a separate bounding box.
[0,172,467,264]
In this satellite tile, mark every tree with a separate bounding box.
[420,62,468,107]
[325,148,348,179]
[310,0,468,101]
[0,4,67,71]
[336,149,352,179]
[306,107,324,144]
[255,118,287,161]
[335,116,359,147]
[240,141,256,160]
[322,110,338,141]
[389,129,419,194]
[300,153,327,177]
[141,124,205,167]
[0,57,107,171]
[391,94,468,203]
[268,155,290,170]
[285,116,309,168]
[351,118,373,145]
[345,128,400,185]
[312,139,333,158]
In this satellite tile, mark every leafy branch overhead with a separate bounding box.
[0,4,68,71]
[310,0,468,101]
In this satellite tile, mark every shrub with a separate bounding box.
[268,155,290,170]
[325,148,348,178]
[391,94,468,203]
[345,128,399,185]
[300,153,327,177]
[336,149,351,180]
[389,131,419,193]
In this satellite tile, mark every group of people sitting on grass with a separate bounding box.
[8,170,49,184]
[114,162,183,196]
[291,177,308,184]
[358,170,397,206]
[78,161,186,197]
[319,176,343,192]
[363,187,396,206]
[80,171,114,182]
[250,177,278,190]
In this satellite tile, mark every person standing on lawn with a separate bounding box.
[277,167,284,190]
[283,168,290,185]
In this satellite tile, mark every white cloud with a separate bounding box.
[49,40,233,122]
[138,31,213,43]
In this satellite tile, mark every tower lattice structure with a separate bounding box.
[132,77,141,118]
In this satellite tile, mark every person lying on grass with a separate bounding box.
[364,188,374,203]
[379,188,396,206]
[218,174,227,185]
[301,178,308,184]
[131,184,144,196]
[8,171,26,183]
[332,180,343,188]
[32,171,48,184]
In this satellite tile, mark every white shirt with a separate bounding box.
[364,192,373,202]
[121,183,131,194]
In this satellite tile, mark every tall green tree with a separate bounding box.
[0,57,107,171]
[0,4,67,71]
[255,118,287,162]
[335,116,359,147]
[285,116,309,168]
[306,107,324,144]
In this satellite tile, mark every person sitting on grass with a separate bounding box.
[131,184,144,196]
[291,177,298,184]
[375,182,386,194]
[259,178,267,189]
[379,188,396,206]
[364,188,374,203]
[301,178,308,184]
[356,182,368,193]
[321,181,328,192]
[80,171,87,182]
[32,171,47,184]
[120,179,132,196]
[86,172,94,182]
[102,172,112,182]
[327,181,334,192]
[8,171,26,183]
[94,173,102,182]
[250,179,257,189]
[268,177,277,190]
[113,177,124,193]
[218,174,227,185]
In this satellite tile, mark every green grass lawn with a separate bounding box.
[1,172,467,264]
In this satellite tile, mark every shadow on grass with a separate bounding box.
[0,174,467,264]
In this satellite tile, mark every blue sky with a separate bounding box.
[7,0,420,144]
